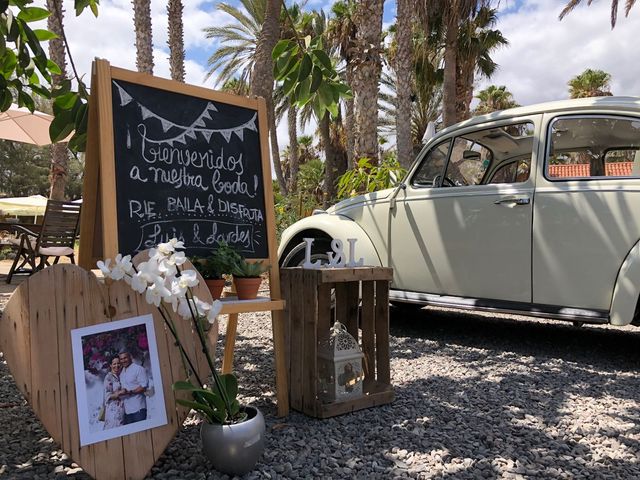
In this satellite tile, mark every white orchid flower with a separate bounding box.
[177,297,193,319]
[130,271,147,293]
[207,300,223,324]
[110,254,133,281]
[157,241,175,255]
[158,252,186,276]
[191,295,214,318]
[145,279,172,307]
[171,251,187,265]
[130,260,161,293]
[177,270,199,290]
[97,258,111,276]
[168,238,185,250]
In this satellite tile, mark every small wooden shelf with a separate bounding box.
[218,297,285,315]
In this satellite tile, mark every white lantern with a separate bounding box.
[318,322,364,403]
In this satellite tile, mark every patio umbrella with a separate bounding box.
[0,104,56,146]
[0,194,48,216]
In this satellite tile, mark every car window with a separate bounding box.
[411,140,451,187]
[443,121,535,187]
[489,158,531,184]
[444,138,492,186]
[547,116,640,179]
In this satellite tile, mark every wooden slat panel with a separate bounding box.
[360,280,375,381]
[320,267,393,283]
[122,429,154,479]
[54,267,89,470]
[302,269,319,416]
[318,381,394,418]
[374,280,390,384]
[28,267,63,443]
[0,282,30,400]
[281,270,292,380]
[317,283,332,343]
[77,268,109,478]
[344,282,360,340]
[287,268,304,411]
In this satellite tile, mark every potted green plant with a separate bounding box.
[98,239,265,476]
[192,242,242,299]
[231,257,270,300]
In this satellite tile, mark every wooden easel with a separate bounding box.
[78,59,289,416]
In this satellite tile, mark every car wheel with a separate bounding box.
[281,239,332,267]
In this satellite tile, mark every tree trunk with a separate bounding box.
[455,57,474,122]
[287,105,299,193]
[167,0,185,82]
[344,65,356,167]
[320,113,339,206]
[394,0,414,169]
[133,0,154,74]
[250,0,286,195]
[47,0,68,200]
[331,120,349,180]
[352,0,384,165]
[442,8,459,127]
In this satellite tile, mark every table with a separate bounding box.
[0,222,42,234]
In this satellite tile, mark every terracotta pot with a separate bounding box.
[204,278,225,300]
[233,277,262,300]
[200,406,265,475]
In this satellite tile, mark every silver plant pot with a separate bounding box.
[200,406,265,476]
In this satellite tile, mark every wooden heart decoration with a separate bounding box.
[0,255,218,480]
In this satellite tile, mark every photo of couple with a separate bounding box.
[102,351,149,429]
[72,314,168,446]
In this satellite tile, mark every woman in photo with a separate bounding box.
[103,355,125,429]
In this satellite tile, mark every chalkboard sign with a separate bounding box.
[110,79,268,258]
[79,60,278,265]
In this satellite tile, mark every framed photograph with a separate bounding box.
[71,314,168,446]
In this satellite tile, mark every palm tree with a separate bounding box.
[220,78,250,96]
[276,5,317,194]
[559,0,636,28]
[133,0,154,74]
[251,0,284,193]
[203,0,266,88]
[327,1,358,166]
[474,85,519,115]
[455,7,507,122]
[351,0,384,165]
[46,0,69,200]
[424,0,477,127]
[204,0,287,194]
[568,69,613,98]
[379,67,443,157]
[393,0,415,169]
[167,0,185,82]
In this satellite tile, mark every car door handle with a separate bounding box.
[494,196,530,206]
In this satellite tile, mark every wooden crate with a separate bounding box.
[281,267,395,418]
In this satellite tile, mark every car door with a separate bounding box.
[533,113,640,311]
[389,117,540,303]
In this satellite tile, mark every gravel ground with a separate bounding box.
[2,293,640,479]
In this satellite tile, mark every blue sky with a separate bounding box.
[37,0,640,148]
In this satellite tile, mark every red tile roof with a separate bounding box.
[548,162,634,178]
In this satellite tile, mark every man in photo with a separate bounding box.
[118,351,148,424]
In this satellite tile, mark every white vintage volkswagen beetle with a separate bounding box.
[278,96,640,327]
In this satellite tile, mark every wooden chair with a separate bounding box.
[6,200,81,283]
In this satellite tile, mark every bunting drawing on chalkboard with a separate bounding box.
[113,81,257,146]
